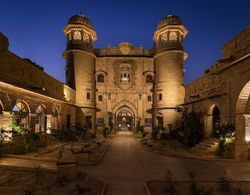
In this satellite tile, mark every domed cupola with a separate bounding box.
[157,15,183,30]
[64,13,97,52]
[68,15,93,29]
[153,14,188,52]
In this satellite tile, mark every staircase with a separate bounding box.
[189,138,219,156]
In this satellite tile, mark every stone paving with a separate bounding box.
[81,133,250,195]
[1,133,250,195]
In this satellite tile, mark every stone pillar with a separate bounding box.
[234,114,248,161]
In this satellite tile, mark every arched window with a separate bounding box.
[51,106,59,131]
[73,31,82,40]
[35,104,47,133]
[120,73,130,82]
[12,101,29,113]
[97,74,104,83]
[159,94,162,101]
[12,101,30,126]
[36,105,46,114]
[87,93,91,100]
[146,75,153,83]
[212,106,221,130]
[98,95,103,101]
[147,95,152,102]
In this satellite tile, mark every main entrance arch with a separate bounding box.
[116,108,134,131]
[113,102,137,133]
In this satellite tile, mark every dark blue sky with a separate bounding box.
[0,0,249,84]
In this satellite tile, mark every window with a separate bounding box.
[12,101,29,113]
[36,105,46,114]
[169,31,178,41]
[87,93,91,100]
[147,95,152,102]
[73,31,82,40]
[146,75,153,83]
[98,95,103,101]
[97,74,104,83]
[83,32,90,43]
[159,94,162,101]
[161,33,168,42]
[120,73,130,82]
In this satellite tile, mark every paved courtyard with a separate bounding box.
[81,133,250,195]
[1,133,250,194]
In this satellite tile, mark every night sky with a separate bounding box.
[0,0,249,85]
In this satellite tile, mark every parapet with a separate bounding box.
[0,32,9,50]
[222,26,250,59]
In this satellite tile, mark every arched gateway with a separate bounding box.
[115,106,135,132]
[112,101,137,133]
[235,80,250,160]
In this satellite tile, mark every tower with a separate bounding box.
[63,14,97,130]
[153,15,188,129]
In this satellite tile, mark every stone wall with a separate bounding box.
[0,33,77,132]
[184,27,250,142]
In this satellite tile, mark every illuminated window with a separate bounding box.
[161,33,168,42]
[36,105,46,114]
[148,95,152,102]
[97,74,104,83]
[159,94,162,101]
[83,32,90,42]
[120,73,130,82]
[169,31,178,41]
[87,93,91,100]
[12,101,29,113]
[146,75,153,83]
[73,31,82,40]
[98,95,103,101]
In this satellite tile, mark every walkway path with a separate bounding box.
[81,134,250,195]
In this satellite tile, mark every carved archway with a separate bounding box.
[112,101,138,133]
[112,101,138,116]
[12,100,31,126]
[204,104,221,137]
[235,81,250,140]
[235,80,250,160]
[35,104,47,133]
[115,106,135,132]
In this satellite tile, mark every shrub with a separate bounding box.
[53,129,77,142]
[215,124,235,156]
[218,170,231,192]
[71,122,86,138]
[165,170,176,194]
[188,171,197,194]
[108,113,114,134]
[103,126,110,139]
[136,125,144,137]
[10,117,40,153]
[182,112,203,147]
